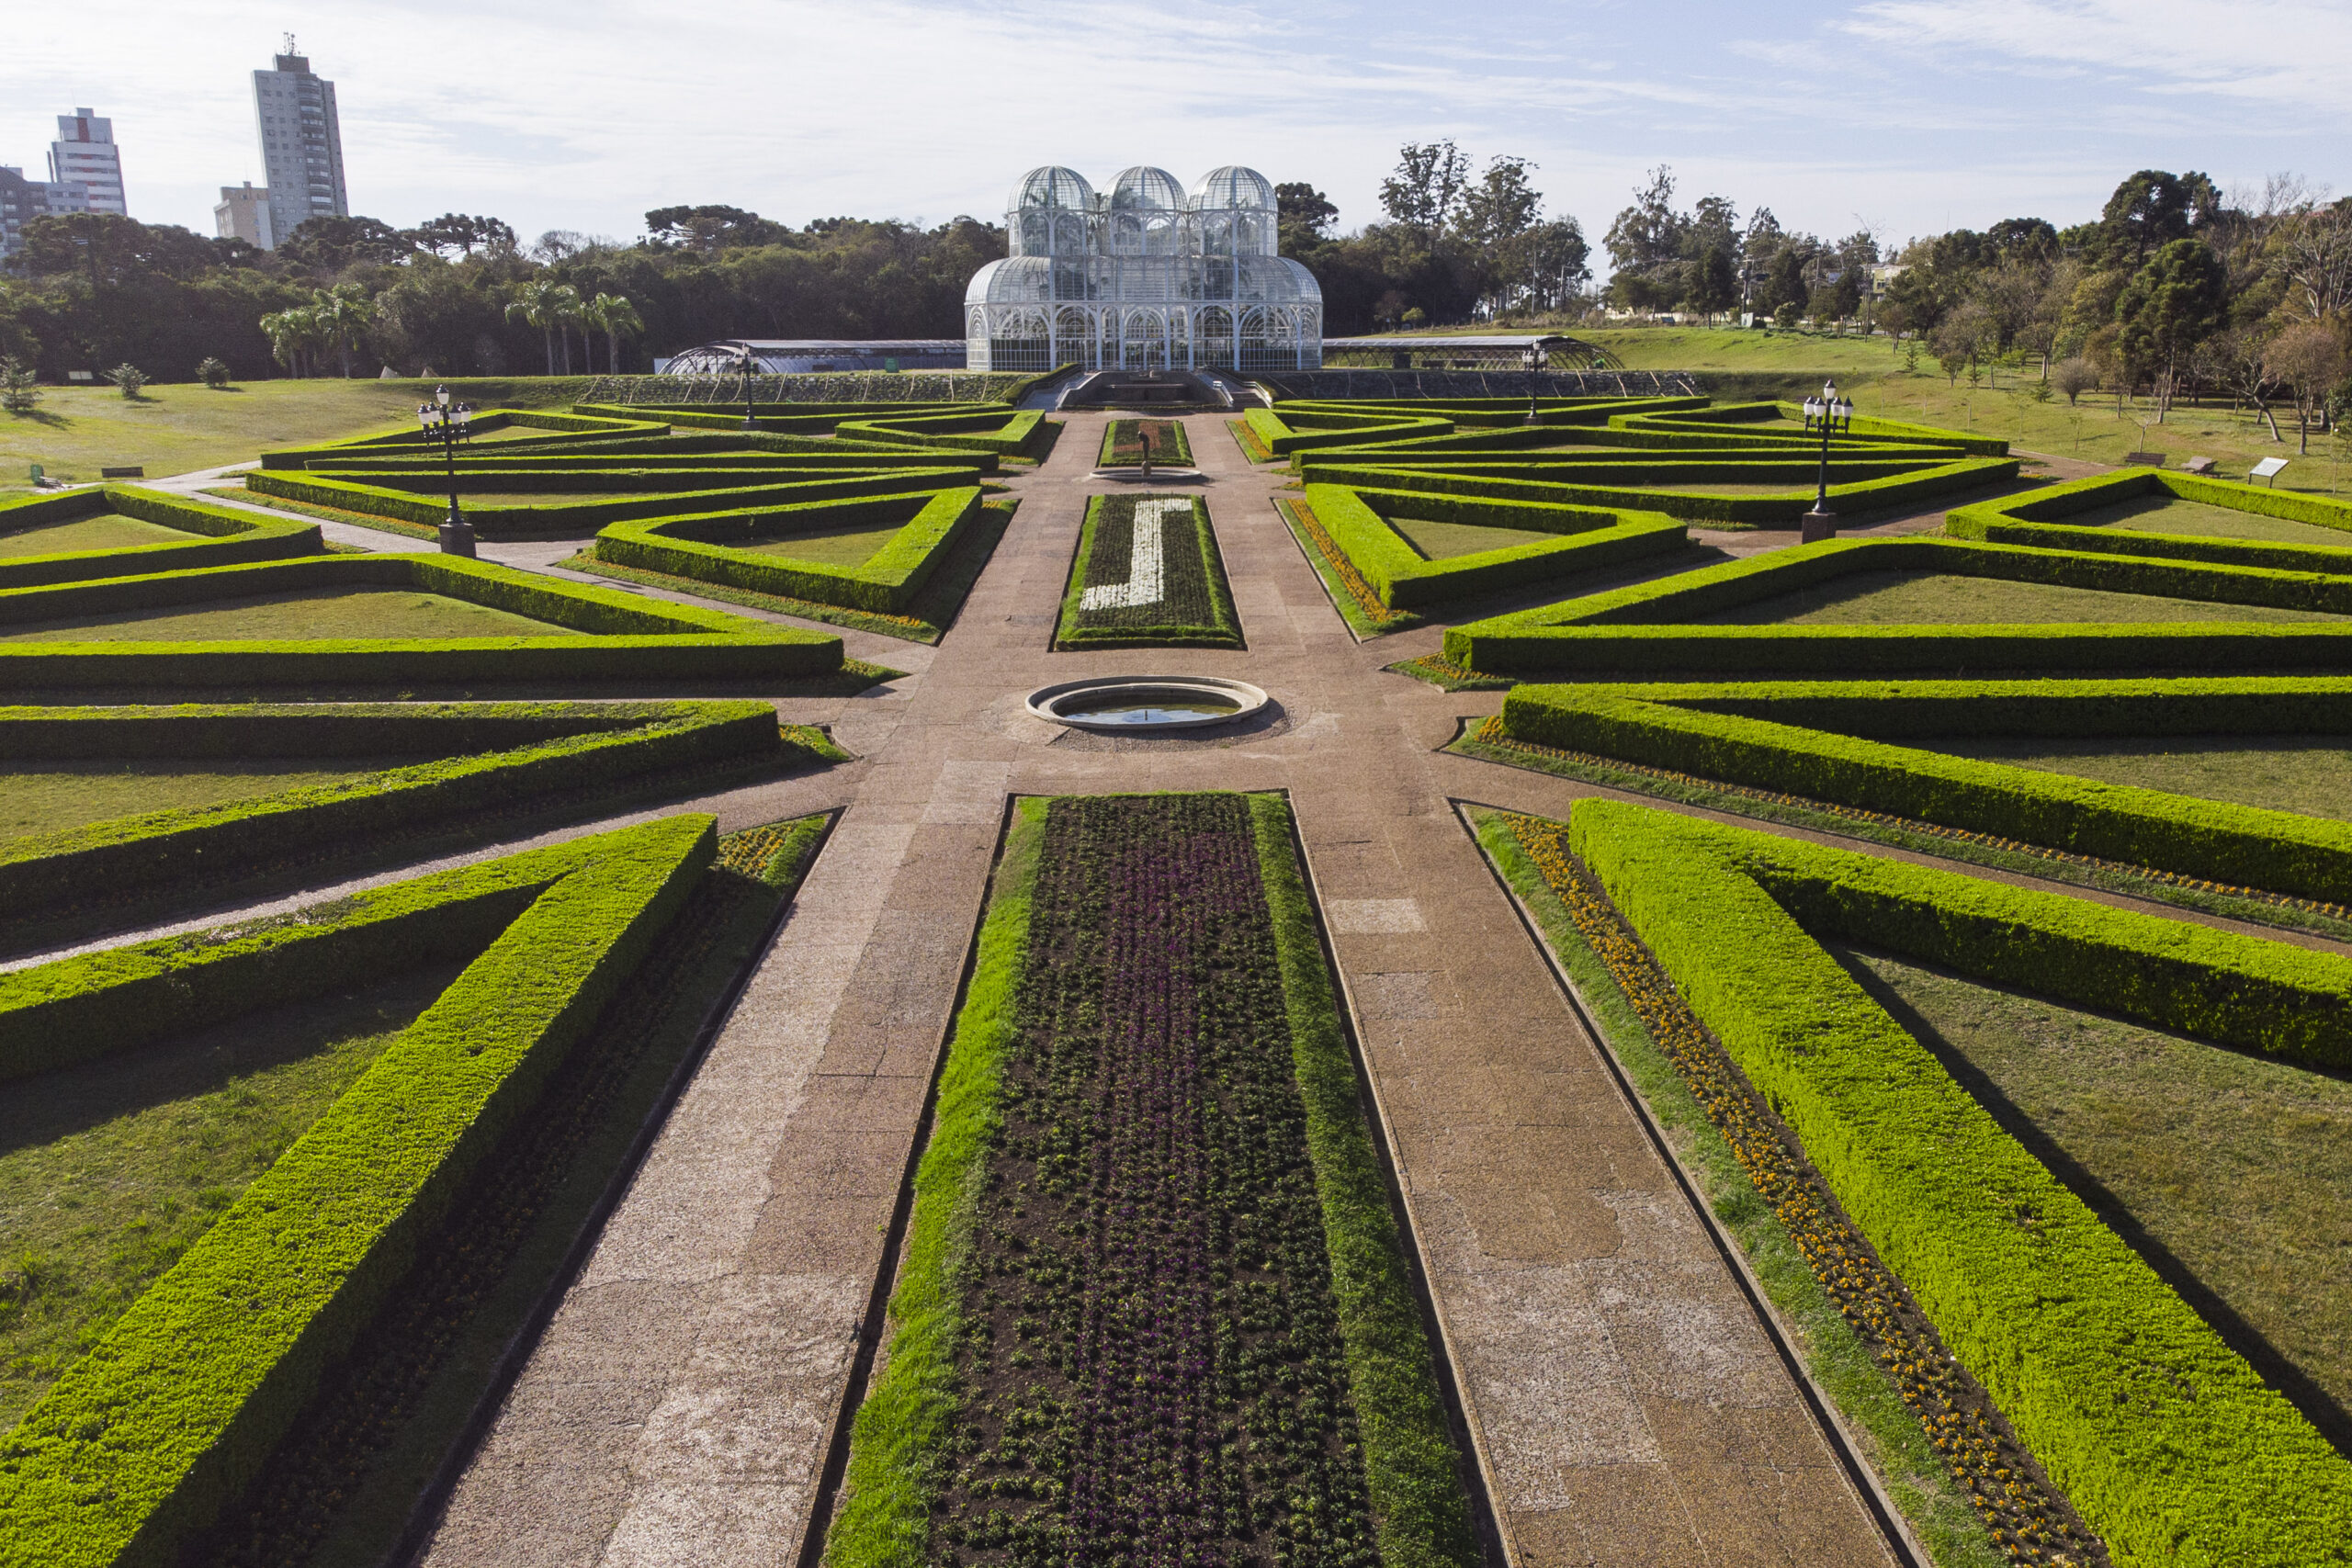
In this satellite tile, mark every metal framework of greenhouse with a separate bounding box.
[965,164,1324,375]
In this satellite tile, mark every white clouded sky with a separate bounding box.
[6,0,2349,270]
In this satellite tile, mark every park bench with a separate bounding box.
[2122,451,2165,467]
[2181,457,2217,475]
[99,465,144,479]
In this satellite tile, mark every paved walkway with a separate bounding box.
[410,413,1905,1567]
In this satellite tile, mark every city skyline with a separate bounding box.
[2,0,2349,272]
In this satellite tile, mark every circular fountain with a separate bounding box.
[1024,675,1269,733]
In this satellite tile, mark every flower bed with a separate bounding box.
[1055,494,1242,649]
[1096,419,1194,468]
[829,792,1473,1568]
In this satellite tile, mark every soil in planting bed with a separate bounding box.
[2,756,435,840]
[0,586,576,642]
[834,793,1472,1568]
[1057,494,1242,649]
[1693,570,2346,626]
[2068,494,2352,548]
[0,513,194,558]
[1385,515,1556,559]
[738,518,908,567]
[1924,735,2352,822]
[0,960,468,1428]
[1832,943,2352,1450]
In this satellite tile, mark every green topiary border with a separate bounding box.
[0,552,842,688]
[1946,467,2352,573]
[0,814,717,1568]
[592,486,983,614]
[0,485,322,588]
[1302,483,1686,609]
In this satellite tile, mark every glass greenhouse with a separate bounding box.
[966,165,1323,374]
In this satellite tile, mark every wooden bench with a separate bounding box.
[98,465,144,479]
[2181,457,2217,475]
[2122,451,2165,468]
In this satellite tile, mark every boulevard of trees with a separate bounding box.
[0,153,2344,442]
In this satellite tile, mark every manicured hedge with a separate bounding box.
[257,408,668,468]
[1300,483,1685,609]
[244,465,981,533]
[1297,455,2017,523]
[0,552,842,687]
[0,814,715,1568]
[1948,468,2352,572]
[0,699,787,922]
[0,485,321,588]
[1446,533,2352,673]
[1246,406,1453,455]
[1566,800,2352,1564]
[1503,678,2352,907]
[837,408,1047,456]
[594,487,984,613]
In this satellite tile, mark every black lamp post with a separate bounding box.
[1799,378,1853,544]
[420,384,477,557]
[740,345,759,430]
[1521,341,1549,423]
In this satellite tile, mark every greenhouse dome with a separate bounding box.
[968,163,1320,374]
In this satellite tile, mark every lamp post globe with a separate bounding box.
[1521,342,1548,423]
[1799,377,1850,545]
[429,382,477,558]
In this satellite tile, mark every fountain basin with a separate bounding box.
[1024,675,1269,733]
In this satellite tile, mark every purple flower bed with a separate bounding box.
[935,793,1374,1568]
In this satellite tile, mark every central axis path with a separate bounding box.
[419,412,1902,1566]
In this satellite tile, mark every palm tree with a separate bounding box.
[310,285,376,378]
[549,284,584,375]
[581,293,644,374]
[258,307,317,378]
[505,278,569,376]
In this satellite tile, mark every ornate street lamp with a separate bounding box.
[1521,341,1549,423]
[740,344,760,430]
[417,384,477,557]
[1799,378,1854,543]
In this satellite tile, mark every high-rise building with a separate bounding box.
[214,181,273,249]
[47,108,126,216]
[0,164,95,259]
[252,37,347,249]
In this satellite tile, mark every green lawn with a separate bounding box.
[1385,515,1557,559]
[0,378,595,496]
[0,514,192,558]
[740,520,905,567]
[0,963,463,1427]
[1930,736,2352,821]
[1836,946,2352,1442]
[1695,570,2344,626]
[0,586,573,642]
[2,759,430,840]
[2064,494,2352,548]
[1577,325,2352,492]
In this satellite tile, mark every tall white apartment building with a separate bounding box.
[253,39,347,248]
[47,108,125,216]
[214,181,273,249]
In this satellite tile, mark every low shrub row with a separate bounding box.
[594,487,983,614]
[836,408,1047,457]
[257,408,669,469]
[0,698,791,924]
[1503,676,2352,925]
[1245,406,1453,455]
[1297,455,2017,524]
[1566,800,2352,1564]
[1948,468,2352,573]
[0,486,322,588]
[1300,483,1684,609]
[0,814,717,1568]
[244,465,981,534]
[1446,533,2352,673]
[0,552,843,687]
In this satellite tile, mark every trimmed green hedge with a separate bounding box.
[1246,407,1453,455]
[1447,533,2352,673]
[594,487,984,613]
[0,486,321,588]
[0,813,716,1568]
[837,408,1047,457]
[1948,468,2352,572]
[244,465,981,534]
[1567,800,2352,1564]
[257,408,669,469]
[0,553,842,687]
[1301,483,1685,608]
[1503,678,2352,907]
[0,699,787,922]
[1297,455,2017,523]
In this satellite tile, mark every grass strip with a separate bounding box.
[1272,497,1423,639]
[560,499,1016,644]
[1227,418,1278,464]
[1385,654,1509,691]
[826,797,1046,1567]
[1451,716,2352,942]
[1249,793,1476,1568]
[1472,807,2009,1568]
